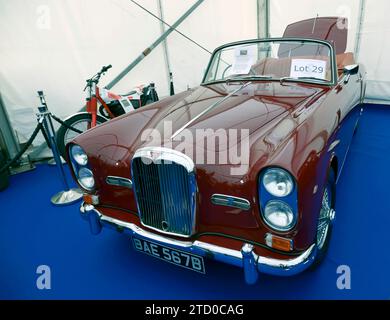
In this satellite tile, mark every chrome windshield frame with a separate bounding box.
[201,37,337,87]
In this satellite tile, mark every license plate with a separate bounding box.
[132,237,205,274]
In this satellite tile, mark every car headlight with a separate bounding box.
[263,200,296,231]
[262,168,294,197]
[71,145,88,166]
[78,167,95,190]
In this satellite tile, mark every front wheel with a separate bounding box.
[312,168,336,267]
[56,113,107,159]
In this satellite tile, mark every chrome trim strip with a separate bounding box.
[328,139,340,152]
[257,244,316,273]
[133,146,195,173]
[211,194,251,211]
[193,240,243,260]
[80,203,317,283]
[137,220,195,239]
[106,176,133,189]
[170,82,252,140]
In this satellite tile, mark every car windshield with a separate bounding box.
[203,39,335,85]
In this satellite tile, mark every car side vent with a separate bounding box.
[211,194,251,211]
[106,176,133,189]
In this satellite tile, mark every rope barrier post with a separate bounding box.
[37,91,83,206]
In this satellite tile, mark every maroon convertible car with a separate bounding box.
[66,17,365,284]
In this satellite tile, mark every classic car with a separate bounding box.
[66,17,365,284]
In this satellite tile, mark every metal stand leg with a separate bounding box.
[37,91,83,206]
[50,186,83,205]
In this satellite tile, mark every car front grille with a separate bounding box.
[131,148,196,237]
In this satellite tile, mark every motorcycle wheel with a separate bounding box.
[56,113,107,159]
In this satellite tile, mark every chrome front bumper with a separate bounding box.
[80,203,317,284]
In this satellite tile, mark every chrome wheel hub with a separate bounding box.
[316,187,335,250]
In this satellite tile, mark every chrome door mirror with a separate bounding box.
[343,64,359,84]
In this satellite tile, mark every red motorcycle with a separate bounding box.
[56,65,158,158]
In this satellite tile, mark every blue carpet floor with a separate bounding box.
[0,104,389,299]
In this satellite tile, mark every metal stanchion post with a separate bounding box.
[37,91,83,205]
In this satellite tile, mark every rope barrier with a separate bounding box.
[0,112,86,174]
[1,90,83,205]
[51,114,83,134]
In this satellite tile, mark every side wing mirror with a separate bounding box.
[343,64,359,84]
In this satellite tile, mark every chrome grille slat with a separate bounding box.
[131,148,196,238]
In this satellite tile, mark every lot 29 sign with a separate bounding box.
[290,59,327,80]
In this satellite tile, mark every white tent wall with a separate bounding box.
[0,0,258,156]
[0,0,169,151]
[1,0,389,159]
[269,0,360,51]
[356,1,390,101]
[269,0,390,102]
[157,0,258,92]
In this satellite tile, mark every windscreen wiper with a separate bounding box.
[226,75,273,83]
[280,76,327,84]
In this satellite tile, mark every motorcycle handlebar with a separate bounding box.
[101,64,112,73]
[84,65,112,91]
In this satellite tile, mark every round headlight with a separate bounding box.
[71,145,88,166]
[262,168,294,197]
[78,167,95,190]
[263,200,296,231]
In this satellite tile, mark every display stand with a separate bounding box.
[37,91,83,205]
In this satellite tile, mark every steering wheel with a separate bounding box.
[222,64,257,80]
[222,64,232,79]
